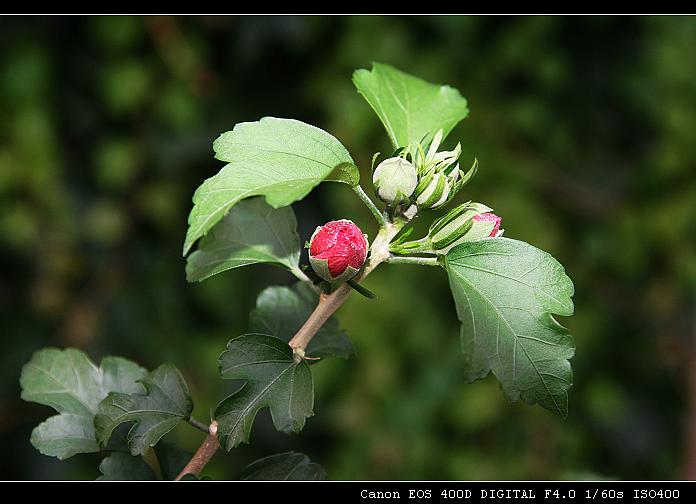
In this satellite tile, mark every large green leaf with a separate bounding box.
[186,197,302,282]
[95,363,193,456]
[444,238,575,418]
[215,333,313,451]
[240,452,326,481]
[183,117,358,256]
[19,348,147,459]
[249,282,354,358]
[353,62,469,149]
[97,453,156,481]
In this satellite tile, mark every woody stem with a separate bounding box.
[175,421,220,481]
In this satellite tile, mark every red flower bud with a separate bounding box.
[473,212,502,237]
[309,219,368,283]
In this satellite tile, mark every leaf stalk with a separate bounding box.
[187,416,210,434]
[353,185,387,228]
[387,255,440,267]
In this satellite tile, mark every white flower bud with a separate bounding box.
[372,156,418,205]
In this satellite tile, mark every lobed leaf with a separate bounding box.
[353,62,469,149]
[183,117,358,256]
[215,333,313,451]
[444,238,575,417]
[185,197,302,282]
[249,282,354,358]
[19,348,147,459]
[240,451,326,481]
[94,363,193,456]
[96,453,156,481]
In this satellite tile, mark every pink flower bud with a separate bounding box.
[473,212,502,237]
[309,219,368,283]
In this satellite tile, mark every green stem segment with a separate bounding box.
[353,185,387,227]
[187,416,210,433]
[387,255,440,267]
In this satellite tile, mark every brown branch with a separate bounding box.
[288,284,352,355]
[175,421,220,481]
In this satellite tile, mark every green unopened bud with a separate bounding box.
[409,130,473,211]
[414,170,451,209]
[429,202,494,252]
[389,201,496,256]
[372,156,418,205]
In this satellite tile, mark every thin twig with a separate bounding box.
[175,421,220,481]
[287,284,353,354]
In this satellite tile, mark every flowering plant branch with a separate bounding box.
[19,63,575,480]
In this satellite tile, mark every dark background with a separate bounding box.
[1,15,695,480]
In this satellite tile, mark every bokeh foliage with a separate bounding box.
[1,16,695,480]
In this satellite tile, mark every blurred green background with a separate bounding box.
[2,15,696,481]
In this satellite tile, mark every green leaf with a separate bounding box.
[183,117,358,256]
[19,348,147,459]
[154,441,192,480]
[249,282,354,359]
[97,453,156,481]
[95,363,193,456]
[444,238,575,418]
[185,197,302,282]
[353,62,469,149]
[215,333,313,451]
[240,452,326,481]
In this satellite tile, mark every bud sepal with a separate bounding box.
[405,129,478,211]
